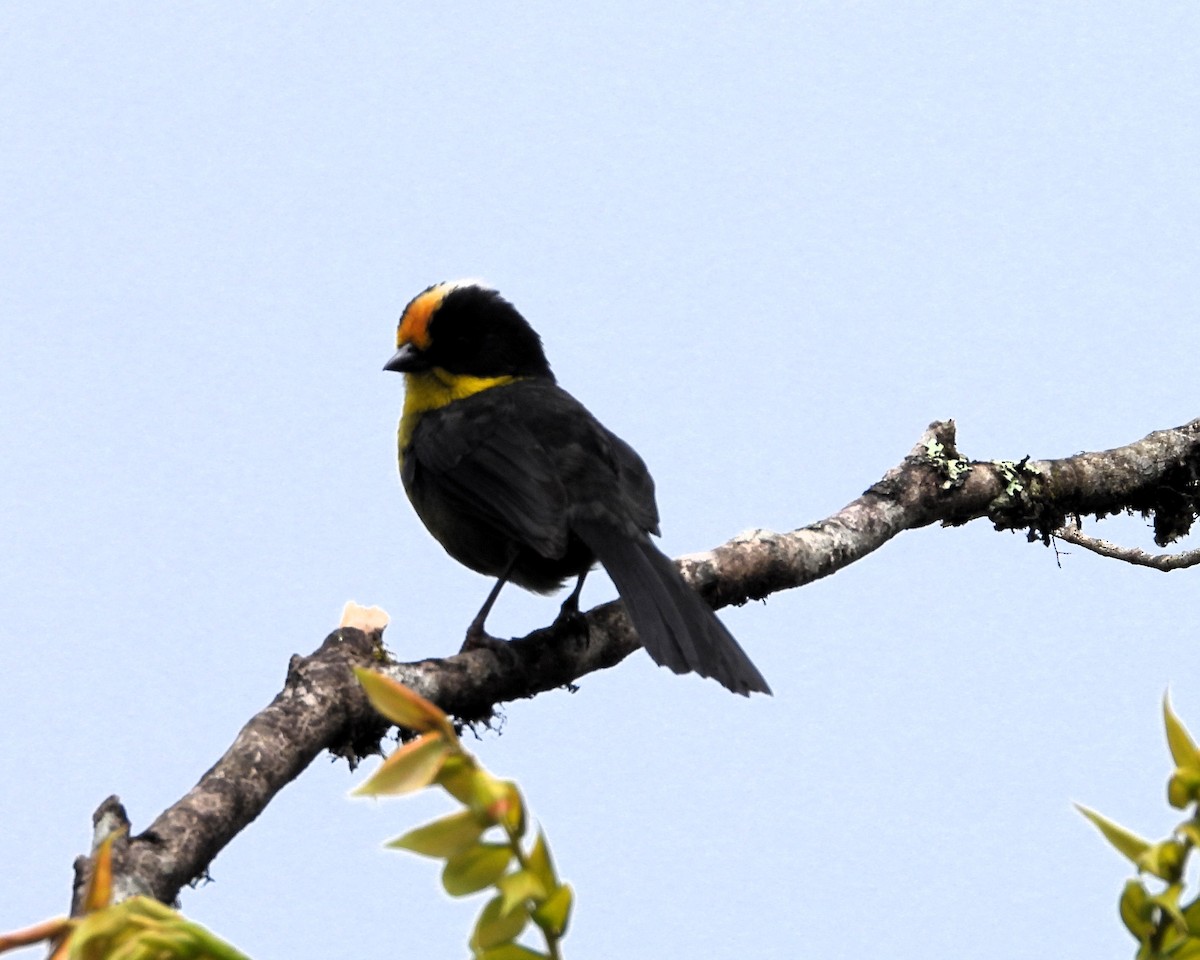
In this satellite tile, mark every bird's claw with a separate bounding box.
[459,630,510,655]
[551,601,589,642]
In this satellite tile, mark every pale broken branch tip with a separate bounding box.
[340,601,390,633]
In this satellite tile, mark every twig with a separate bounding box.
[1053,519,1200,571]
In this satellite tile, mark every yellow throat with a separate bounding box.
[398,367,517,454]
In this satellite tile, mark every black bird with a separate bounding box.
[384,280,770,696]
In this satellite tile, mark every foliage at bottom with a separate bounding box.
[1080,695,1200,959]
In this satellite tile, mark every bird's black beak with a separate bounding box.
[384,343,427,373]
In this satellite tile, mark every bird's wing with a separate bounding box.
[406,389,571,559]
[604,432,660,536]
[513,380,661,538]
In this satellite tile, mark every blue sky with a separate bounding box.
[3,3,1199,957]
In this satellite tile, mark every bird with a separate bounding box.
[384,280,771,696]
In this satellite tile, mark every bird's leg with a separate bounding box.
[558,570,587,617]
[461,552,518,653]
[552,571,589,638]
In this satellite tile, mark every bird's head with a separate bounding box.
[384,281,553,381]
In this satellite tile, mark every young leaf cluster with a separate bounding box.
[353,668,574,960]
[1079,695,1200,959]
[0,833,250,960]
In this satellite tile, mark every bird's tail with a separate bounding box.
[575,522,771,696]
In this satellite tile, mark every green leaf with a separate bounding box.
[497,869,546,916]
[1149,883,1188,933]
[1171,774,1193,810]
[465,772,519,825]
[1180,821,1200,847]
[1119,879,1154,940]
[526,830,558,892]
[1165,693,1200,770]
[1169,768,1200,810]
[1076,804,1152,866]
[1140,840,1187,883]
[387,809,487,859]
[66,896,253,960]
[438,754,478,805]
[448,769,525,829]
[1183,889,1200,929]
[442,844,514,897]
[353,667,456,739]
[1161,925,1190,957]
[470,894,529,951]
[352,733,451,797]
[531,883,573,938]
[475,945,549,960]
[1166,936,1200,959]
[493,781,526,838]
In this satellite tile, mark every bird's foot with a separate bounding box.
[551,598,590,642]
[459,628,511,656]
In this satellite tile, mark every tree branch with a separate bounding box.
[71,627,390,912]
[75,416,1200,911]
[1052,519,1200,571]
